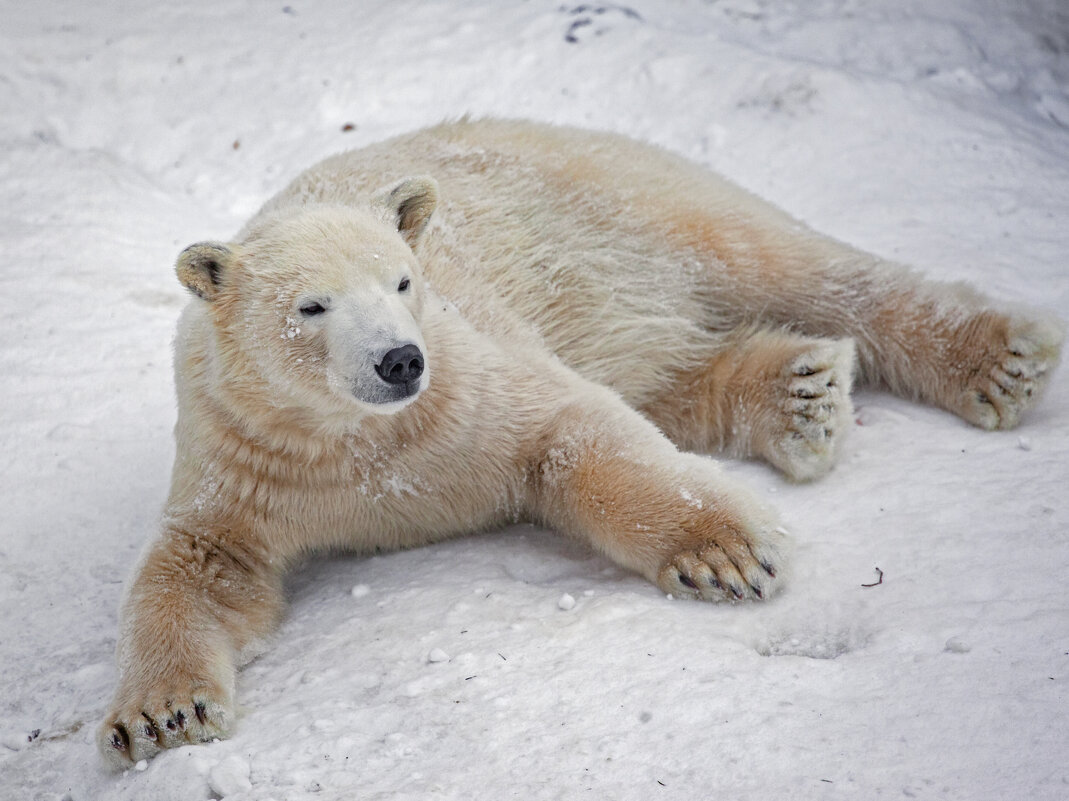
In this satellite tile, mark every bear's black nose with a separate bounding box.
[376,344,424,386]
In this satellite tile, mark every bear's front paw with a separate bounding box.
[98,677,232,769]
[656,521,789,602]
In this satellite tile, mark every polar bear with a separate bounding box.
[99,119,1062,766]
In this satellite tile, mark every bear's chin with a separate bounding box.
[364,395,420,415]
[354,379,426,415]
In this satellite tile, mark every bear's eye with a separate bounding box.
[398,278,411,293]
[299,301,327,317]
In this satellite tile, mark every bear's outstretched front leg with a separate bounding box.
[533,393,790,600]
[97,524,283,768]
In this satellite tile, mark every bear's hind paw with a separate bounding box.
[766,339,855,481]
[956,312,1063,430]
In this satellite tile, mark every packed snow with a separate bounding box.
[2,1,1067,799]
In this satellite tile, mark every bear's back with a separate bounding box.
[248,119,816,406]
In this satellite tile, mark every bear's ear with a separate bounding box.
[371,176,439,246]
[176,242,234,301]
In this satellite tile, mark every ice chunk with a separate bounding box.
[944,637,971,654]
[427,648,450,663]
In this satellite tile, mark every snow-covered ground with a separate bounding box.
[2,1,1067,798]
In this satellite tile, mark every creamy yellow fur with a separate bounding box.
[99,119,1063,766]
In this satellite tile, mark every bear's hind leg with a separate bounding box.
[642,329,857,481]
[869,304,1063,431]
[658,194,1062,429]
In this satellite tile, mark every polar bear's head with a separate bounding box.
[176,177,438,419]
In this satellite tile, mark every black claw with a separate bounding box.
[174,709,186,728]
[751,584,764,599]
[140,713,158,741]
[110,725,130,751]
[730,584,744,599]
[678,573,698,589]
[194,701,207,725]
[761,561,777,578]
[707,575,722,590]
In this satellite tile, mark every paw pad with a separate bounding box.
[772,340,855,481]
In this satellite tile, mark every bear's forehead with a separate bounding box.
[245,245,410,292]
[261,236,405,267]
[244,209,414,284]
